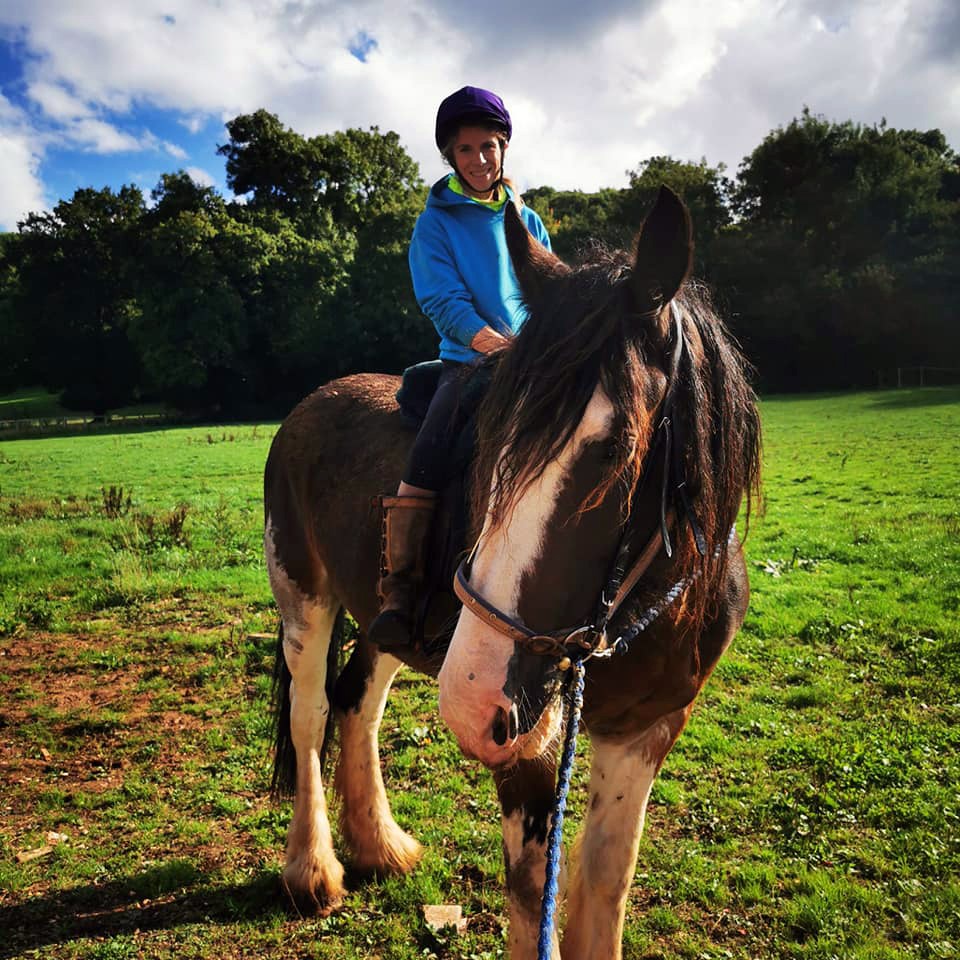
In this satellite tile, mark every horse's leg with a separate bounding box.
[267,529,346,915]
[561,710,688,960]
[334,639,424,874]
[495,757,562,960]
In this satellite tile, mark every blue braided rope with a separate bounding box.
[537,661,585,960]
[533,526,737,956]
[611,525,737,656]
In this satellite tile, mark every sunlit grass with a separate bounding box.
[0,387,958,958]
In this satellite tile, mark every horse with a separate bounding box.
[262,186,761,959]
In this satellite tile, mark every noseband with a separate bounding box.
[453,301,704,668]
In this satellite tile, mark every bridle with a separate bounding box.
[453,300,706,669]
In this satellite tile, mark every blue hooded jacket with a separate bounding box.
[408,175,552,364]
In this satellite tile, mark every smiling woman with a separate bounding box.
[449,126,506,199]
[365,85,552,652]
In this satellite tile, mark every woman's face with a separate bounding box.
[452,125,507,198]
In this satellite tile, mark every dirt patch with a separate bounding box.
[0,607,286,960]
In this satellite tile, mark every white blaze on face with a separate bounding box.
[439,386,614,767]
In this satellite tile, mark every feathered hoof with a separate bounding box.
[351,822,424,877]
[281,854,347,917]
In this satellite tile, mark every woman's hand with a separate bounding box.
[469,325,511,354]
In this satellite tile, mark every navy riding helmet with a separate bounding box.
[435,86,512,150]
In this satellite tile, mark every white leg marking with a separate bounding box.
[561,722,672,960]
[502,809,562,960]
[265,515,346,912]
[335,651,424,874]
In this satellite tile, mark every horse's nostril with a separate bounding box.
[492,707,509,746]
[508,703,518,740]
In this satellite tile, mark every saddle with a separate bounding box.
[395,360,491,656]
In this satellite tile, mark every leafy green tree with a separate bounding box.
[149,170,225,221]
[523,186,627,260]
[218,111,422,234]
[0,233,28,393]
[131,205,354,413]
[218,111,428,379]
[620,156,732,274]
[6,186,146,412]
[719,110,959,389]
[217,110,317,222]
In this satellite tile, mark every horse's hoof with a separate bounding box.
[280,861,346,917]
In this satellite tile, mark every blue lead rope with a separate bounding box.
[536,660,585,959]
[535,526,737,959]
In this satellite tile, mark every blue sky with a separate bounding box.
[0,0,957,231]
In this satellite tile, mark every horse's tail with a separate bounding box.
[270,609,344,799]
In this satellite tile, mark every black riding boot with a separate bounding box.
[368,495,436,651]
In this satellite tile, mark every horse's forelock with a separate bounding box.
[471,254,662,537]
[471,256,761,637]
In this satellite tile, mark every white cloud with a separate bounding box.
[26,79,90,120]
[185,165,215,187]
[0,95,48,230]
[178,113,206,134]
[0,0,957,208]
[68,115,146,152]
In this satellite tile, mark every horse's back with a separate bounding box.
[266,372,411,493]
[264,373,415,621]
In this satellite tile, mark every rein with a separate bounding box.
[536,525,736,960]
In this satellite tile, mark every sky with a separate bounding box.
[0,0,958,231]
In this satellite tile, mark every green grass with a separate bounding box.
[0,386,958,958]
[0,386,172,424]
[0,387,66,418]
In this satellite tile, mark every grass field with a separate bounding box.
[0,387,169,425]
[1,387,958,959]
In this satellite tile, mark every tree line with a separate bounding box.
[1,107,957,415]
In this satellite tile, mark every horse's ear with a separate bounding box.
[631,185,693,309]
[504,199,569,308]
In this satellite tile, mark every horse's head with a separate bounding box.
[438,187,698,769]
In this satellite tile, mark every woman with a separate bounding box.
[369,85,552,651]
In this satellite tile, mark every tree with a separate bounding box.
[719,110,960,389]
[523,187,626,261]
[218,112,423,235]
[619,156,732,277]
[218,112,428,379]
[217,110,317,222]
[131,205,355,413]
[7,186,146,411]
[149,171,225,221]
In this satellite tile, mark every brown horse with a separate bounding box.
[263,187,761,959]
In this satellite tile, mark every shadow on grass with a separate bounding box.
[0,865,283,958]
[868,386,960,409]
